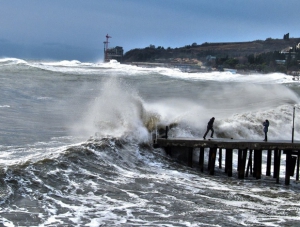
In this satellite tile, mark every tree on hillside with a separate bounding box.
[223,58,239,68]
[247,54,255,64]
[216,55,228,66]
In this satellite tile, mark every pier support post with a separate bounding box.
[187,148,193,168]
[246,150,253,177]
[285,150,293,185]
[209,148,217,175]
[273,148,278,178]
[238,149,242,172]
[208,149,212,171]
[219,148,222,169]
[254,150,262,179]
[225,149,233,177]
[242,149,248,177]
[297,151,300,181]
[238,149,247,179]
[225,151,227,173]
[199,147,204,172]
[266,149,272,176]
[276,150,282,184]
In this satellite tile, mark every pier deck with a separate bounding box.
[156,137,300,150]
[154,137,300,185]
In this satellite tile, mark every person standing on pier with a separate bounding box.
[263,119,269,141]
[203,117,215,139]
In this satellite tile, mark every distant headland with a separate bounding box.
[116,33,300,75]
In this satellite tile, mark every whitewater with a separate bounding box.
[0,58,300,226]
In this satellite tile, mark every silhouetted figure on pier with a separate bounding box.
[263,119,269,141]
[203,117,215,139]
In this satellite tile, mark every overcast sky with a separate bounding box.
[1,0,300,62]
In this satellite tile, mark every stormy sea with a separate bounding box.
[1,58,300,226]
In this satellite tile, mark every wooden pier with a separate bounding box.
[154,136,300,185]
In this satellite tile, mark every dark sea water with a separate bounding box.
[1,58,300,226]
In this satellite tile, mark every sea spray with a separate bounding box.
[72,76,300,142]
[71,77,155,142]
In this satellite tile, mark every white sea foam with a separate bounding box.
[41,60,82,66]
[160,70,295,84]
[0,57,295,84]
[0,57,28,65]
[4,57,292,85]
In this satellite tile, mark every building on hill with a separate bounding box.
[105,46,124,62]
[283,33,290,40]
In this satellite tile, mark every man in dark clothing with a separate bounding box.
[263,119,269,141]
[203,117,215,139]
